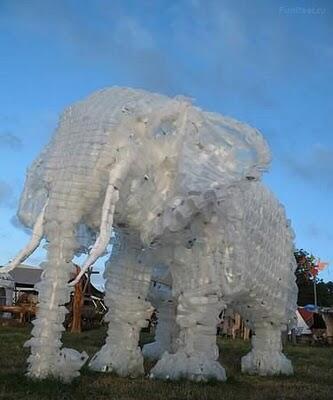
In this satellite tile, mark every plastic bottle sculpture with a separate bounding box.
[1,87,297,382]
[142,264,178,361]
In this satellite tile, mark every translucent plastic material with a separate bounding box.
[143,266,177,360]
[149,182,297,380]
[3,87,297,382]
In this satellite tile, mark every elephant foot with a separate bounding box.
[142,341,169,361]
[149,351,226,382]
[26,348,88,382]
[241,350,293,376]
[89,344,144,377]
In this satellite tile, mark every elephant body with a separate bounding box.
[143,180,297,378]
[2,87,297,381]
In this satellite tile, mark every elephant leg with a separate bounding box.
[150,246,226,382]
[142,284,178,360]
[241,320,293,376]
[25,219,88,381]
[89,233,153,377]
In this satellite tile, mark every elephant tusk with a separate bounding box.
[69,158,130,287]
[0,200,48,274]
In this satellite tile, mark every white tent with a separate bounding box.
[295,309,312,335]
[0,273,15,317]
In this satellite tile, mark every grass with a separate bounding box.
[0,325,332,400]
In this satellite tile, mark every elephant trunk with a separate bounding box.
[69,151,133,286]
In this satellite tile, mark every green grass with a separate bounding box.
[0,325,332,400]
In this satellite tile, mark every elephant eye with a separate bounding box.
[153,119,176,138]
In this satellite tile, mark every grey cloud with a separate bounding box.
[0,1,276,100]
[113,16,155,51]
[167,0,333,104]
[284,146,333,190]
[0,131,23,150]
[10,215,31,235]
[2,0,332,104]
[0,1,177,95]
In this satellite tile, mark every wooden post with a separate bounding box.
[322,313,333,345]
[313,277,318,306]
[70,266,84,333]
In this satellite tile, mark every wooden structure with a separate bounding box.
[66,266,106,332]
[0,268,38,322]
[0,264,105,330]
[68,265,85,333]
[218,310,251,340]
[0,292,37,322]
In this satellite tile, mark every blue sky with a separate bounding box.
[0,0,332,285]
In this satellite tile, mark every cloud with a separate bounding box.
[0,1,178,94]
[284,145,333,190]
[10,214,31,235]
[0,131,23,150]
[1,0,332,107]
[0,180,14,207]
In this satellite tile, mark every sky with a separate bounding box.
[0,0,332,288]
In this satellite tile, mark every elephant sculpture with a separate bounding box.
[142,264,178,361]
[1,87,297,382]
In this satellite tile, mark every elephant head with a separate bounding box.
[120,100,271,244]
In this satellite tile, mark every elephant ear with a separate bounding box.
[17,153,49,229]
[179,110,271,198]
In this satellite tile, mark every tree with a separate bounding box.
[294,249,333,307]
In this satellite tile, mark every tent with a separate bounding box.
[295,309,312,335]
[9,264,43,292]
[0,273,15,317]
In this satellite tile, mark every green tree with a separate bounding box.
[294,249,333,307]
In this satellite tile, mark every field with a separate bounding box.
[0,325,332,400]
